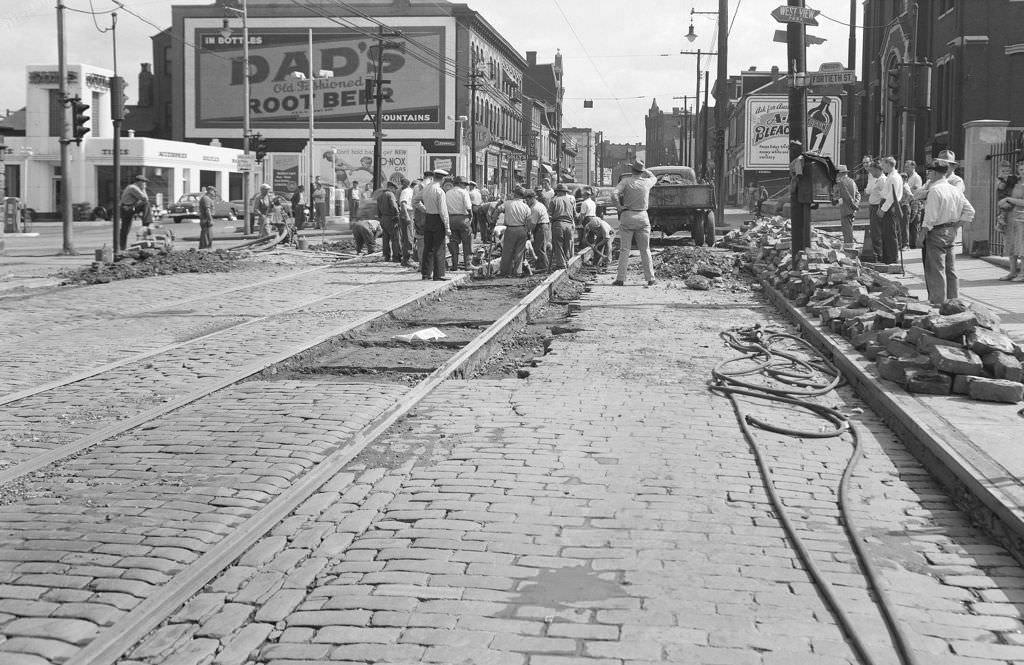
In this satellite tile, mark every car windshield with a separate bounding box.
[177,195,199,203]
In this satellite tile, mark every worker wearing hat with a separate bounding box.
[935,150,964,193]
[912,159,975,305]
[252,183,276,238]
[528,186,552,271]
[548,183,576,269]
[497,187,534,277]
[117,174,153,251]
[418,169,452,280]
[445,176,474,271]
[611,159,657,286]
[467,180,484,240]
[834,164,860,245]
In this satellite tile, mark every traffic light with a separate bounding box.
[886,67,901,105]
[70,96,90,144]
[253,134,268,164]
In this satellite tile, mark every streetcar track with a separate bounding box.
[0,254,369,406]
[60,252,586,665]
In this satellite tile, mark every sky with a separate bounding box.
[0,0,859,143]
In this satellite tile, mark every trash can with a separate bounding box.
[3,197,21,234]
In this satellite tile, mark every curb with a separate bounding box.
[761,280,1024,562]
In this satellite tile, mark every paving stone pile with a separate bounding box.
[652,246,746,290]
[735,219,1024,404]
[60,248,243,286]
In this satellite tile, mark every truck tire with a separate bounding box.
[703,211,716,247]
[690,214,706,247]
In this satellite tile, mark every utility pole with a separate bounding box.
[57,1,75,255]
[788,0,808,269]
[702,71,710,178]
[714,0,728,226]
[370,27,398,190]
[239,0,252,235]
[695,50,702,175]
[469,64,482,184]
[554,52,563,184]
[846,0,857,168]
[110,11,122,252]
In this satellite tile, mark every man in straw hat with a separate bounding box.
[611,159,657,286]
[912,159,975,305]
[935,149,965,193]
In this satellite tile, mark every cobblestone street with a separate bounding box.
[9,266,1008,665]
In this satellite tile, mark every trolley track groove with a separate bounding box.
[29,253,586,665]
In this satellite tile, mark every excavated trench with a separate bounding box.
[259,274,589,385]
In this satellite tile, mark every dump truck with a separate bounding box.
[646,166,716,246]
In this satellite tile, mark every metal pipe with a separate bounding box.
[715,0,728,225]
[242,0,251,235]
[308,28,315,209]
[111,11,121,252]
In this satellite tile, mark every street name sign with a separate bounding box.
[807,70,857,85]
[771,5,820,26]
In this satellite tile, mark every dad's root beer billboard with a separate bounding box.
[183,18,455,140]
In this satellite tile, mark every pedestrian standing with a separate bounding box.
[398,178,415,266]
[548,183,576,269]
[198,185,216,249]
[310,176,327,229]
[346,181,361,224]
[861,160,885,262]
[996,159,1024,281]
[755,184,769,217]
[252,183,275,238]
[118,174,153,251]
[419,170,451,281]
[291,185,307,230]
[445,176,474,270]
[529,188,552,271]
[377,181,401,262]
[498,188,533,277]
[936,150,965,192]
[914,160,975,305]
[612,159,657,286]
[538,178,555,207]
[468,181,484,239]
[877,156,903,264]
[351,218,382,254]
[411,172,431,264]
[834,165,860,244]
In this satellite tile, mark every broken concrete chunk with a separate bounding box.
[927,311,979,340]
[906,326,932,344]
[930,345,985,376]
[951,374,974,395]
[982,352,1023,382]
[967,329,1016,356]
[876,355,933,385]
[939,298,970,315]
[968,377,1024,403]
[918,334,963,355]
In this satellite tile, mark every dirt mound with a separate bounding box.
[653,246,747,289]
[60,248,243,286]
[308,239,357,253]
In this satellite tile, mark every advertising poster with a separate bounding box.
[317,143,422,191]
[185,20,452,140]
[272,154,300,193]
[744,95,842,169]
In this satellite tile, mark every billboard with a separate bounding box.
[184,18,455,140]
[743,95,842,169]
[317,142,422,190]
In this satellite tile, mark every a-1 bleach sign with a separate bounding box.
[742,95,842,170]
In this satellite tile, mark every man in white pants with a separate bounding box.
[612,159,657,286]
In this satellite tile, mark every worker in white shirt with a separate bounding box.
[861,160,885,262]
[914,160,975,304]
[445,176,474,270]
[417,170,452,281]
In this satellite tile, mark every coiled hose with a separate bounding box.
[711,325,922,665]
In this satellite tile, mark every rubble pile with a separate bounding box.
[653,246,746,290]
[738,219,1024,404]
[60,248,243,286]
[308,239,357,254]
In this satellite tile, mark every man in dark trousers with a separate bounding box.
[118,174,153,251]
[416,169,451,281]
[198,185,217,249]
[291,185,306,229]
[377,181,402,262]
[347,181,362,223]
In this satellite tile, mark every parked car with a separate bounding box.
[594,187,617,217]
[167,193,237,223]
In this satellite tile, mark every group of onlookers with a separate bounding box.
[836,150,975,306]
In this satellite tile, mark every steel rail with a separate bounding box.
[0,265,467,487]
[64,253,586,665]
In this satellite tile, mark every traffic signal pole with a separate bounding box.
[788,0,808,270]
[57,1,75,255]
